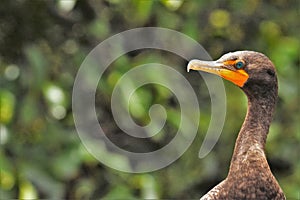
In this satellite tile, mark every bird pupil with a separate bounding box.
[236,61,244,69]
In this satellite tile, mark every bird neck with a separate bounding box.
[229,92,277,172]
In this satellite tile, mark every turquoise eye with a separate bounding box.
[235,61,244,69]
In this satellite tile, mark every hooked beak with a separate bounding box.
[187,59,249,87]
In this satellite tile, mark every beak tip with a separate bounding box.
[187,62,193,72]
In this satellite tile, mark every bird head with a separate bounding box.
[187,51,277,95]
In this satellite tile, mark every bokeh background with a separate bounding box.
[0,0,299,199]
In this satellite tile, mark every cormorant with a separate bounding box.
[187,51,285,200]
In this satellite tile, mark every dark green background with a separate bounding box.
[0,0,299,199]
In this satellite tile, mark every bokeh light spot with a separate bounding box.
[4,64,20,81]
[45,85,65,105]
[0,124,9,145]
[209,9,231,28]
[51,105,67,120]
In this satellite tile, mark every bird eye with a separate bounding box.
[266,69,275,76]
[235,60,245,69]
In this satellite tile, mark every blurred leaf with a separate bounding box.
[89,19,110,39]
[157,10,181,29]
[22,163,64,199]
[73,179,95,199]
[79,144,98,165]
[161,0,184,11]
[82,140,132,172]
[0,170,15,190]
[260,21,282,45]
[103,185,136,200]
[20,95,39,126]
[229,0,259,15]
[139,174,159,199]
[167,108,181,128]
[107,71,122,89]
[24,45,48,89]
[131,0,153,25]
[0,90,15,124]
[51,147,81,180]
[182,19,199,39]
[129,88,152,120]
[19,180,38,200]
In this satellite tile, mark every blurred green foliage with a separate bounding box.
[0,0,299,199]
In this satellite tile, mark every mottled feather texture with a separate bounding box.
[201,51,285,200]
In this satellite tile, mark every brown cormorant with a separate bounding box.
[187,51,285,200]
